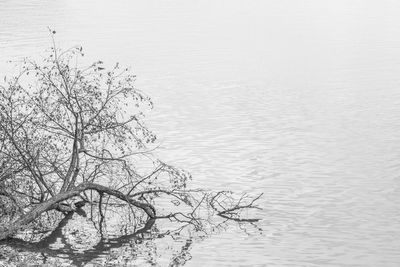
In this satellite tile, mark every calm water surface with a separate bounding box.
[1,1,400,266]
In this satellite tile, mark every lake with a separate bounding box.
[1,0,400,266]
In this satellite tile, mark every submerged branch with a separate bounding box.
[0,182,155,241]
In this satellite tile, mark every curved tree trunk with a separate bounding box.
[0,182,155,241]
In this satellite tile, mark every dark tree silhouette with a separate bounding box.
[0,32,261,242]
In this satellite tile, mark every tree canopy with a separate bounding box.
[0,33,261,243]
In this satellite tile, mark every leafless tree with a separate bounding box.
[0,31,261,241]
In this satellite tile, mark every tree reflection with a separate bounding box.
[0,202,260,266]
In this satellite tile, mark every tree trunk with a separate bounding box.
[0,183,155,240]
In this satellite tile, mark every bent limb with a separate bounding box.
[0,182,155,241]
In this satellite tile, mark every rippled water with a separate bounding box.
[1,0,400,266]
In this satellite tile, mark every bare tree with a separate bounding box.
[0,32,261,241]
